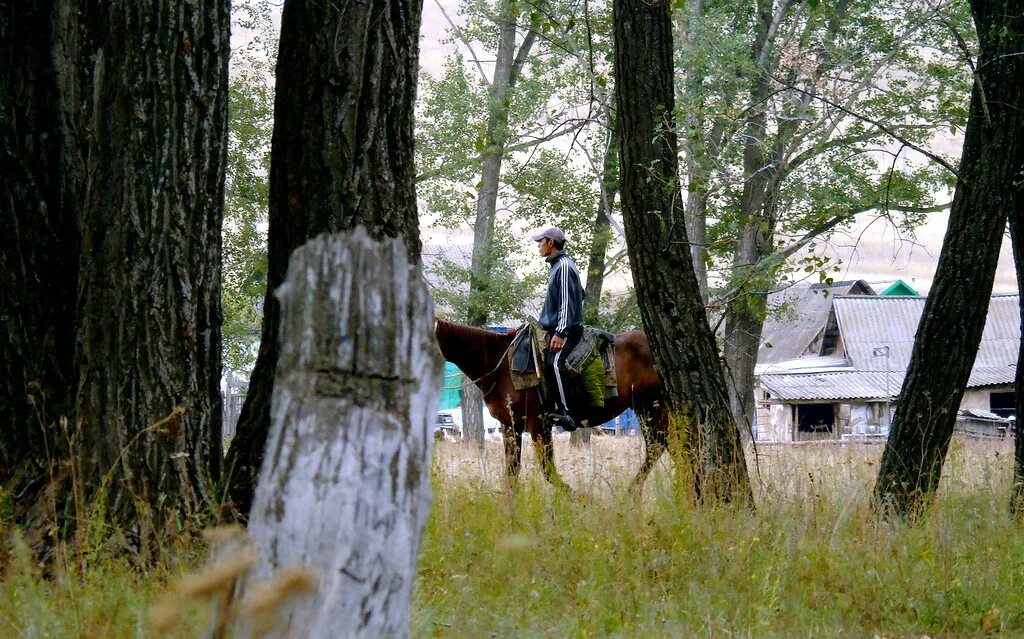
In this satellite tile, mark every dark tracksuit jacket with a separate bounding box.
[539,251,584,414]
[538,251,584,338]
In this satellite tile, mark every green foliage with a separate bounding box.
[428,226,546,323]
[221,1,276,373]
[416,0,622,326]
[677,0,974,296]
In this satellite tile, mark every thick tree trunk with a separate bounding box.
[224,0,424,517]
[0,0,79,500]
[65,0,229,542]
[874,0,1024,517]
[223,231,440,639]
[612,0,752,504]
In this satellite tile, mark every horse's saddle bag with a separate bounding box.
[507,320,618,408]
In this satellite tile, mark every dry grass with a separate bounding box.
[2,434,1021,638]
[417,434,1024,638]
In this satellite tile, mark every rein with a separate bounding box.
[466,339,518,390]
[435,319,521,393]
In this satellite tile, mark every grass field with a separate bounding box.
[3,434,1023,637]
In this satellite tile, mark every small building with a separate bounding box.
[754,293,1019,442]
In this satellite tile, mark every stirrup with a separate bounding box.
[545,412,577,432]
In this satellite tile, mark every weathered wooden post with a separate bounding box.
[226,229,441,638]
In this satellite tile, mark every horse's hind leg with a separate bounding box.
[630,406,668,500]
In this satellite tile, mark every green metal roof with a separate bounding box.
[880,280,919,296]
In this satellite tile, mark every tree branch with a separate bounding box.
[434,0,490,84]
[415,118,588,183]
[768,77,961,179]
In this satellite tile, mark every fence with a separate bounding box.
[222,374,248,439]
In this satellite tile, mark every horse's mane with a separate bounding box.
[436,320,516,344]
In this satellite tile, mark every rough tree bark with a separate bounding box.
[1011,207,1024,515]
[224,0,425,518]
[223,231,440,639]
[0,0,79,501]
[2,0,228,548]
[612,0,752,504]
[65,0,229,541]
[874,0,1024,517]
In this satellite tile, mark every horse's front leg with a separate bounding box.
[502,421,522,485]
[531,421,572,495]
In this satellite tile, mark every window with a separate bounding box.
[991,391,1016,418]
[796,403,835,440]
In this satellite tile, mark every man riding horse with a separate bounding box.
[532,226,585,432]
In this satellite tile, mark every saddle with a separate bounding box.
[508,318,618,409]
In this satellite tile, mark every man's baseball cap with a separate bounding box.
[531,226,565,242]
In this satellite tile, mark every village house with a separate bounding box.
[752,281,1019,442]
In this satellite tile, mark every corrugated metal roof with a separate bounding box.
[758,280,875,365]
[761,295,1019,401]
[833,294,1020,372]
[968,366,1016,388]
[754,355,851,376]
[761,370,905,401]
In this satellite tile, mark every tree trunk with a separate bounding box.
[224,0,424,518]
[874,0,1024,517]
[223,231,440,639]
[65,0,229,543]
[1011,209,1024,515]
[678,0,710,301]
[576,123,618,450]
[722,0,775,445]
[461,377,486,450]
[612,0,752,505]
[582,124,619,325]
[461,0,533,449]
[0,0,79,503]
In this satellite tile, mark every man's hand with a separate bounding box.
[550,335,566,352]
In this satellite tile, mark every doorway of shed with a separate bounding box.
[794,403,835,441]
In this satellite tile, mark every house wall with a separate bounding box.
[961,387,1014,411]
[961,389,990,410]
[755,402,793,441]
[757,399,896,441]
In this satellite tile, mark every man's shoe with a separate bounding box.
[546,412,577,432]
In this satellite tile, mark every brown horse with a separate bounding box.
[435,320,669,494]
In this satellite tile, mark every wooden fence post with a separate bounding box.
[226,229,441,638]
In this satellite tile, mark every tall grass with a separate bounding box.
[415,435,1024,637]
[0,533,206,638]
[3,434,1022,637]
